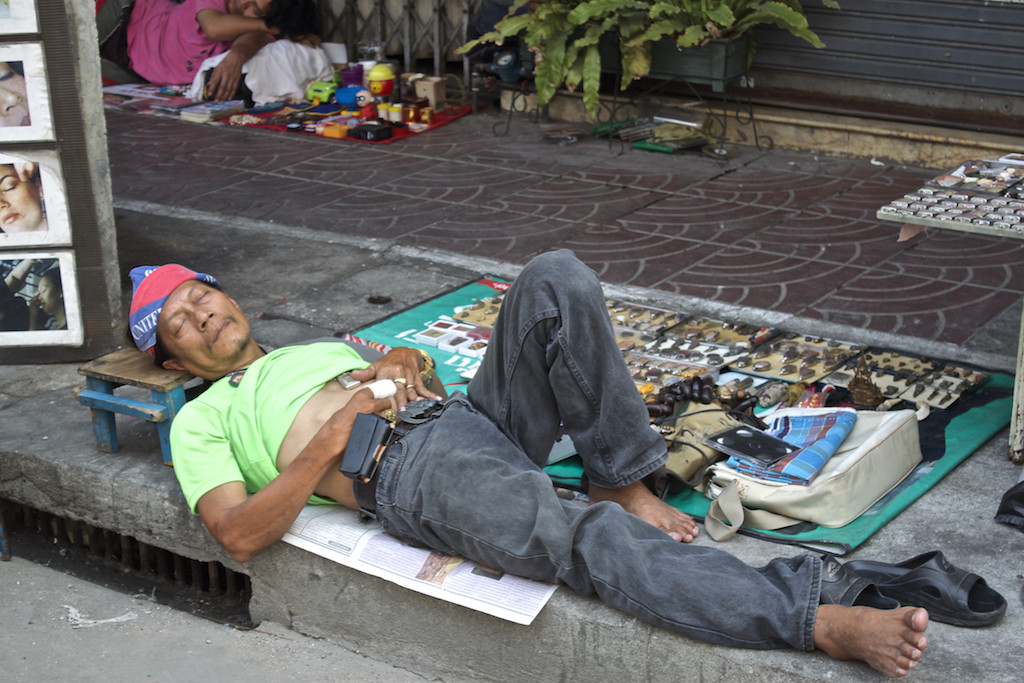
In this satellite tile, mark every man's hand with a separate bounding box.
[348,347,441,407]
[207,51,246,102]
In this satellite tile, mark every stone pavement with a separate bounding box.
[105,106,1024,350]
[2,106,1024,681]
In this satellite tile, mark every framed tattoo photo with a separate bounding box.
[0,0,39,35]
[0,42,52,141]
[0,250,82,346]
[0,150,70,247]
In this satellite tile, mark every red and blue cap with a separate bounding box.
[129,264,219,355]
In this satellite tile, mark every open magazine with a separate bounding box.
[282,505,559,624]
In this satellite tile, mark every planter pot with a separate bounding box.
[600,33,752,93]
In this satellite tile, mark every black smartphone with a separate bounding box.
[703,425,799,467]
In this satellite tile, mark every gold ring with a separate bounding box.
[383,409,398,423]
[393,377,408,386]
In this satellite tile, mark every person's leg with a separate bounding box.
[376,403,817,650]
[378,406,928,674]
[467,249,697,540]
[96,0,135,47]
[467,249,662,487]
[96,0,141,82]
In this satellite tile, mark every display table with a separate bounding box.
[875,157,1024,463]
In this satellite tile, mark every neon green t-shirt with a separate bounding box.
[170,342,369,513]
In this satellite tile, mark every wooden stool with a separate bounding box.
[75,349,194,466]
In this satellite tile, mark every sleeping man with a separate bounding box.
[97,0,320,100]
[128,250,929,677]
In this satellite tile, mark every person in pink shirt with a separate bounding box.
[96,0,319,101]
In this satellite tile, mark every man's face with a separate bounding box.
[156,281,254,379]
[230,0,273,19]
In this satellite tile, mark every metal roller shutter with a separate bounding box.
[751,0,1024,133]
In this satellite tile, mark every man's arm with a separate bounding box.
[196,389,391,562]
[195,9,276,42]
[196,9,276,101]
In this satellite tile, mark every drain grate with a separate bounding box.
[1,498,253,627]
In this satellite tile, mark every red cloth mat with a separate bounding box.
[230,103,472,144]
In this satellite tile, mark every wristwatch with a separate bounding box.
[417,349,435,377]
[417,349,437,390]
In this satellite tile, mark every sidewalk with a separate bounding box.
[105,106,1024,353]
[2,106,1024,681]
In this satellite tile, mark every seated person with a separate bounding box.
[128,252,929,677]
[97,0,320,100]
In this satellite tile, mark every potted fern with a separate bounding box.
[460,1,839,117]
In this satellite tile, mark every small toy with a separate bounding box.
[367,64,396,97]
[306,79,339,104]
[336,86,375,107]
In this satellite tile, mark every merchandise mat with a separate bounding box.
[546,374,1013,555]
[102,84,472,145]
[351,278,1014,556]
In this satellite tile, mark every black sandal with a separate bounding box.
[818,555,900,609]
[844,550,1006,627]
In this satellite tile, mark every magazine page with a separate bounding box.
[282,506,558,625]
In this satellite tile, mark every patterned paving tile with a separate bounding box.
[879,230,1024,291]
[809,179,924,221]
[859,166,937,194]
[614,194,796,244]
[168,128,341,173]
[804,270,1021,344]
[686,167,862,211]
[654,244,865,312]
[739,151,890,181]
[106,112,229,158]
[426,135,613,176]
[734,210,915,269]
[483,177,661,223]
[111,158,257,206]
[562,149,733,193]
[368,162,544,204]
[549,226,722,288]
[270,147,433,189]
[293,190,467,240]
[404,208,583,263]
[187,173,358,223]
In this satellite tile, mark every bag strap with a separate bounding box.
[703,480,805,541]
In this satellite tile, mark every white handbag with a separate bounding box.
[703,408,922,539]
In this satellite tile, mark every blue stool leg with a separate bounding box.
[86,377,119,453]
[1,510,10,561]
[152,385,188,466]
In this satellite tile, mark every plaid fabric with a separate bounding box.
[728,410,857,485]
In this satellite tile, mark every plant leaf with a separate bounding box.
[581,43,603,116]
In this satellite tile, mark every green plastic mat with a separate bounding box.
[352,276,510,392]
[356,279,1013,555]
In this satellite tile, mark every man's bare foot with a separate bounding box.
[815,604,928,677]
[589,481,699,542]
